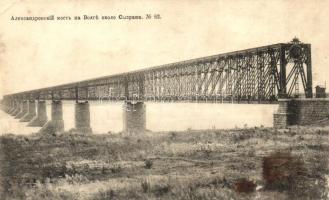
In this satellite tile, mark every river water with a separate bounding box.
[0,102,278,135]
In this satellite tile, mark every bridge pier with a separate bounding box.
[11,101,20,116]
[39,100,64,135]
[123,101,146,135]
[273,100,292,128]
[10,101,17,115]
[5,101,13,113]
[75,101,92,134]
[15,100,28,119]
[20,100,36,122]
[28,101,48,127]
[12,101,21,116]
[274,99,329,128]
[7,101,14,114]
[8,101,17,115]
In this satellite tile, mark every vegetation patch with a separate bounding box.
[0,127,328,199]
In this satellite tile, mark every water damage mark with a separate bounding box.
[263,150,328,199]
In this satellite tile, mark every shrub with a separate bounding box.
[169,132,177,140]
[144,159,153,169]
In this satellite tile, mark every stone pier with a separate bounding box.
[7,101,15,114]
[8,101,17,115]
[123,101,146,134]
[75,101,92,134]
[11,101,20,116]
[20,100,36,122]
[39,100,64,135]
[274,98,329,128]
[28,101,48,127]
[12,101,22,116]
[15,100,28,119]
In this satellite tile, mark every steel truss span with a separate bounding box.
[3,38,312,104]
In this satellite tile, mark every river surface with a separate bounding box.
[0,102,278,135]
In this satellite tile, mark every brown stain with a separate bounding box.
[262,151,305,191]
[233,178,256,193]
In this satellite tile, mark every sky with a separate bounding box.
[0,0,329,97]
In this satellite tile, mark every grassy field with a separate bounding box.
[0,126,329,200]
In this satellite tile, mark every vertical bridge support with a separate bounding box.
[15,100,28,119]
[9,100,18,115]
[75,101,92,134]
[20,100,36,122]
[274,99,329,128]
[273,99,293,128]
[28,101,48,127]
[8,100,16,114]
[39,100,64,135]
[11,100,20,116]
[123,101,146,135]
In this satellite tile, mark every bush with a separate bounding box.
[144,159,153,169]
[169,132,177,140]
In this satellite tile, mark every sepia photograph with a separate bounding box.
[0,0,329,199]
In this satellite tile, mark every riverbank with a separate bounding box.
[0,126,328,199]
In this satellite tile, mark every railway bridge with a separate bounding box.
[1,38,313,134]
